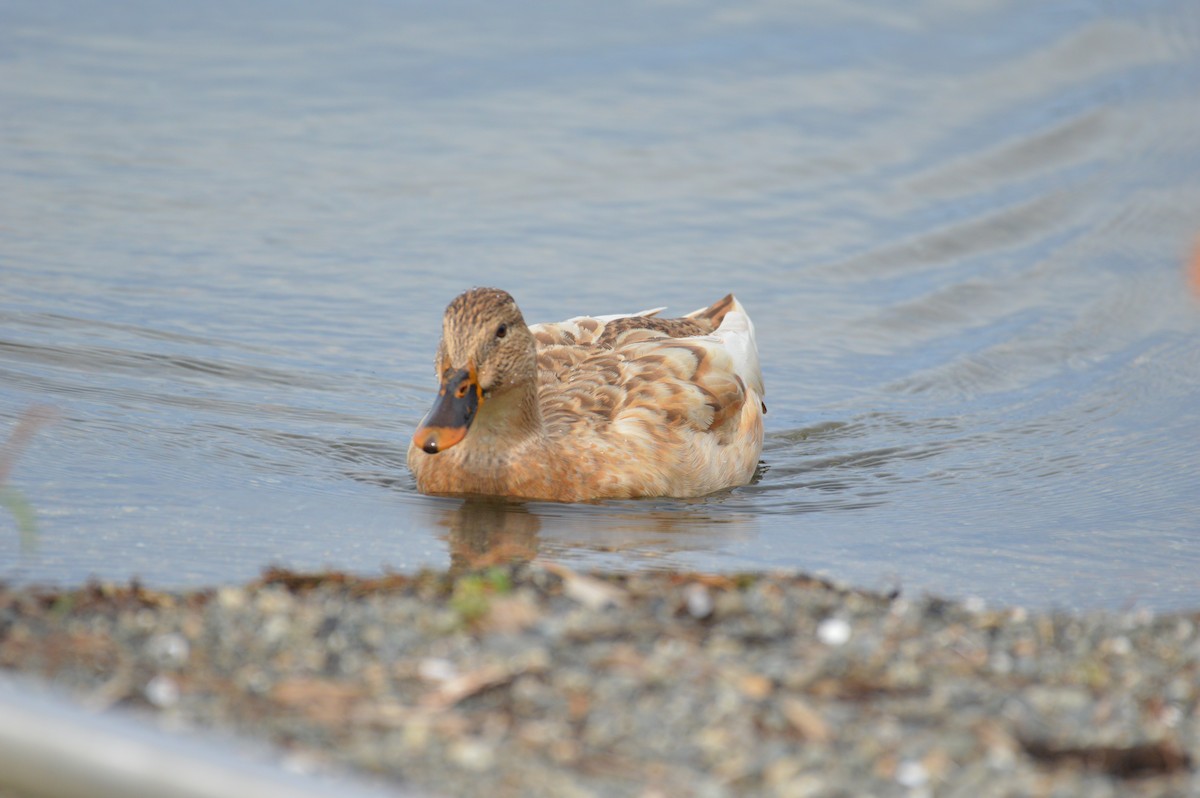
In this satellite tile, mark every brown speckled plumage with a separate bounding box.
[408,288,765,501]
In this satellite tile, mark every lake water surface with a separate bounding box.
[3,1,1200,610]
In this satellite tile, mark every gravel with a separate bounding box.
[1,564,1197,796]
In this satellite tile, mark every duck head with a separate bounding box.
[412,287,536,454]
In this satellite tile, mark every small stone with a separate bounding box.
[963,596,986,613]
[895,759,928,788]
[1106,636,1132,656]
[418,658,457,683]
[401,719,431,752]
[449,739,495,772]
[990,652,1013,674]
[817,618,851,646]
[261,614,290,645]
[780,696,830,743]
[764,756,803,786]
[145,632,189,667]
[1159,704,1183,728]
[684,584,714,619]
[216,587,245,609]
[735,671,773,700]
[1174,619,1194,641]
[144,675,180,708]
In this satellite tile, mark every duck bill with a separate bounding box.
[413,366,482,454]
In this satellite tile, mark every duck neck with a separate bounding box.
[470,381,544,450]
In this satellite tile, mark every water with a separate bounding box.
[3,0,1199,611]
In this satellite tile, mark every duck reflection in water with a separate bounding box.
[428,497,760,577]
[433,499,542,575]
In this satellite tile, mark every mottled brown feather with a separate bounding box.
[596,316,708,347]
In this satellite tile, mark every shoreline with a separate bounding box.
[1,563,1197,796]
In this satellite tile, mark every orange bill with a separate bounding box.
[412,365,481,454]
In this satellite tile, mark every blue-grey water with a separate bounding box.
[3,1,1199,611]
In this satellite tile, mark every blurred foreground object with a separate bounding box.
[0,405,57,552]
[0,676,418,798]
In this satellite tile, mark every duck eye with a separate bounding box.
[495,323,507,339]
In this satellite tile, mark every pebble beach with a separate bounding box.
[1,563,1197,796]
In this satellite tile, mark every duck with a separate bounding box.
[407,287,765,501]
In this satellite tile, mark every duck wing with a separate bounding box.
[535,295,763,443]
[529,306,665,347]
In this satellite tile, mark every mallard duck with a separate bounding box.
[408,287,765,501]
